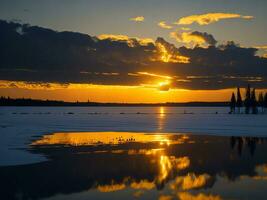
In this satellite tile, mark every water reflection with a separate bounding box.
[159,107,165,118]
[158,107,166,131]
[1,133,267,200]
[31,132,185,146]
[230,136,266,156]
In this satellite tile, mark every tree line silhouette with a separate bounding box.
[0,96,229,107]
[230,136,266,156]
[0,96,93,106]
[230,85,267,114]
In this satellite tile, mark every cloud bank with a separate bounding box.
[0,20,266,90]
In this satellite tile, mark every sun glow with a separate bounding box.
[158,80,171,91]
[159,81,170,87]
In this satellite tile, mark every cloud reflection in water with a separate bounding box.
[1,133,267,199]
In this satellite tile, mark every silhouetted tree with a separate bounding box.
[258,92,264,113]
[244,85,251,114]
[230,92,236,113]
[236,87,242,113]
[251,88,258,114]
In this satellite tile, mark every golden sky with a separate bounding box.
[2,80,266,103]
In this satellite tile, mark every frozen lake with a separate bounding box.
[1,107,267,200]
[0,106,267,166]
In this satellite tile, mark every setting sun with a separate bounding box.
[158,81,171,91]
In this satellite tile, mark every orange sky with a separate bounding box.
[1,80,266,103]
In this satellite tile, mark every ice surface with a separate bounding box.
[0,106,267,166]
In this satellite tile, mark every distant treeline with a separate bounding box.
[230,85,267,114]
[0,96,228,107]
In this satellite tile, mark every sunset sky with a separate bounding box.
[0,0,267,102]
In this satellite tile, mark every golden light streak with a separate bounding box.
[156,43,190,63]
[158,43,172,62]
[138,72,173,80]
[158,155,172,182]
[176,79,192,83]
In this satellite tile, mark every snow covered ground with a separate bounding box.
[0,106,267,166]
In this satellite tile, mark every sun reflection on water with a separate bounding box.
[158,107,166,131]
[159,107,165,118]
[12,133,267,200]
[31,131,192,186]
[31,132,176,146]
[158,155,172,183]
[31,131,190,147]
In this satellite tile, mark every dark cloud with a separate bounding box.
[0,20,266,90]
[190,31,217,46]
[170,30,217,46]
